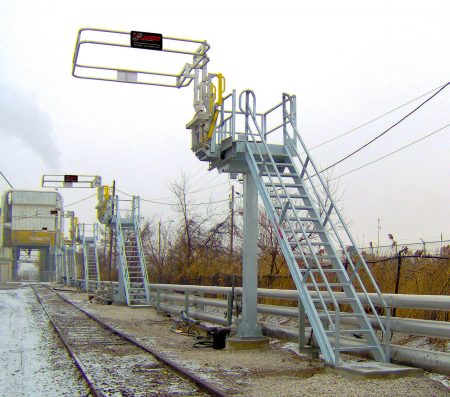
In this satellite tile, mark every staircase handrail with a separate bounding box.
[115,204,131,305]
[81,225,89,292]
[239,90,339,363]
[281,94,388,335]
[132,196,151,304]
[241,90,391,363]
[93,223,101,289]
[242,90,340,306]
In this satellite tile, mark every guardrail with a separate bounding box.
[147,283,450,375]
[87,280,449,374]
[148,284,450,337]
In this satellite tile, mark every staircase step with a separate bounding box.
[261,172,297,177]
[287,217,319,222]
[267,182,302,188]
[295,254,336,260]
[289,241,330,246]
[271,194,309,199]
[256,161,293,167]
[312,297,356,304]
[325,329,372,335]
[305,283,349,288]
[275,205,314,211]
[294,229,326,234]
[336,345,380,352]
[299,268,344,273]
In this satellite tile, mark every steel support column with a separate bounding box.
[236,173,262,337]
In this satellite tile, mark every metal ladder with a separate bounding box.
[115,196,150,305]
[81,224,100,293]
[66,245,77,286]
[220,91,389,365]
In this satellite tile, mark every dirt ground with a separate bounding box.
[64,289,449,397]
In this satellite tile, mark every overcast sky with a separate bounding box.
[0,0,448,248]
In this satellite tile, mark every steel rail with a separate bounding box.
[48,286,229,397]
[31,285,102,397]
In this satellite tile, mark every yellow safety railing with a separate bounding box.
[207,73,226,140]
[103,185,110,202]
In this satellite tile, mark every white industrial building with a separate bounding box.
[0,190,64,282]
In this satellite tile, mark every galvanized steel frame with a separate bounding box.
[72,28,210,88]
[210,89,389,365]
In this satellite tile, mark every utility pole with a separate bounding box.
[158,220,161,261]
[108,180,116,284]
[230,185,235,258]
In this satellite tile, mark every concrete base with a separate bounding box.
[226,336,269,350]
[329,361,423,379]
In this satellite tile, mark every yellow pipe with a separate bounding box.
[205,73,226,141]
[217,73,225,105]
[207,108,219,140]
[103,185,110,201]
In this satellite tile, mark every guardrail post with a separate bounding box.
[227,291,233,327]
[185,291,190,315]
[385,304,391,363]
[334,307,340,366]
[298,299,306,350]
[156,287,161,311]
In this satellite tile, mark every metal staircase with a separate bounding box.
[69,245,77,286]
[210,90,389,365]
[64,245,77,285]
[115,196,150,305]
[80,224,100,293]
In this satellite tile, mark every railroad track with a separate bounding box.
[32,285,228,397]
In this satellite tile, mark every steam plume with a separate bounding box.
[0,84,61,169]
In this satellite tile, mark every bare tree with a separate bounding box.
[258,209,284,282]
[141,219,173,283]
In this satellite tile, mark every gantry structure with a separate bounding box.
[0,190,64,282]
[71,28,390,366]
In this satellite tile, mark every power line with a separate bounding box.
[0,170,14,188]
[140,197,229,206]
[188,163,210,183]
[330,124,449,181]
[192,172,223,193]
[310,82,449,151]
[65,193,97,207]
[116,180,229,202]
[184,198,229,206]
[319,82,449,174]
[189,181,229,195]
[116,188,229,206]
